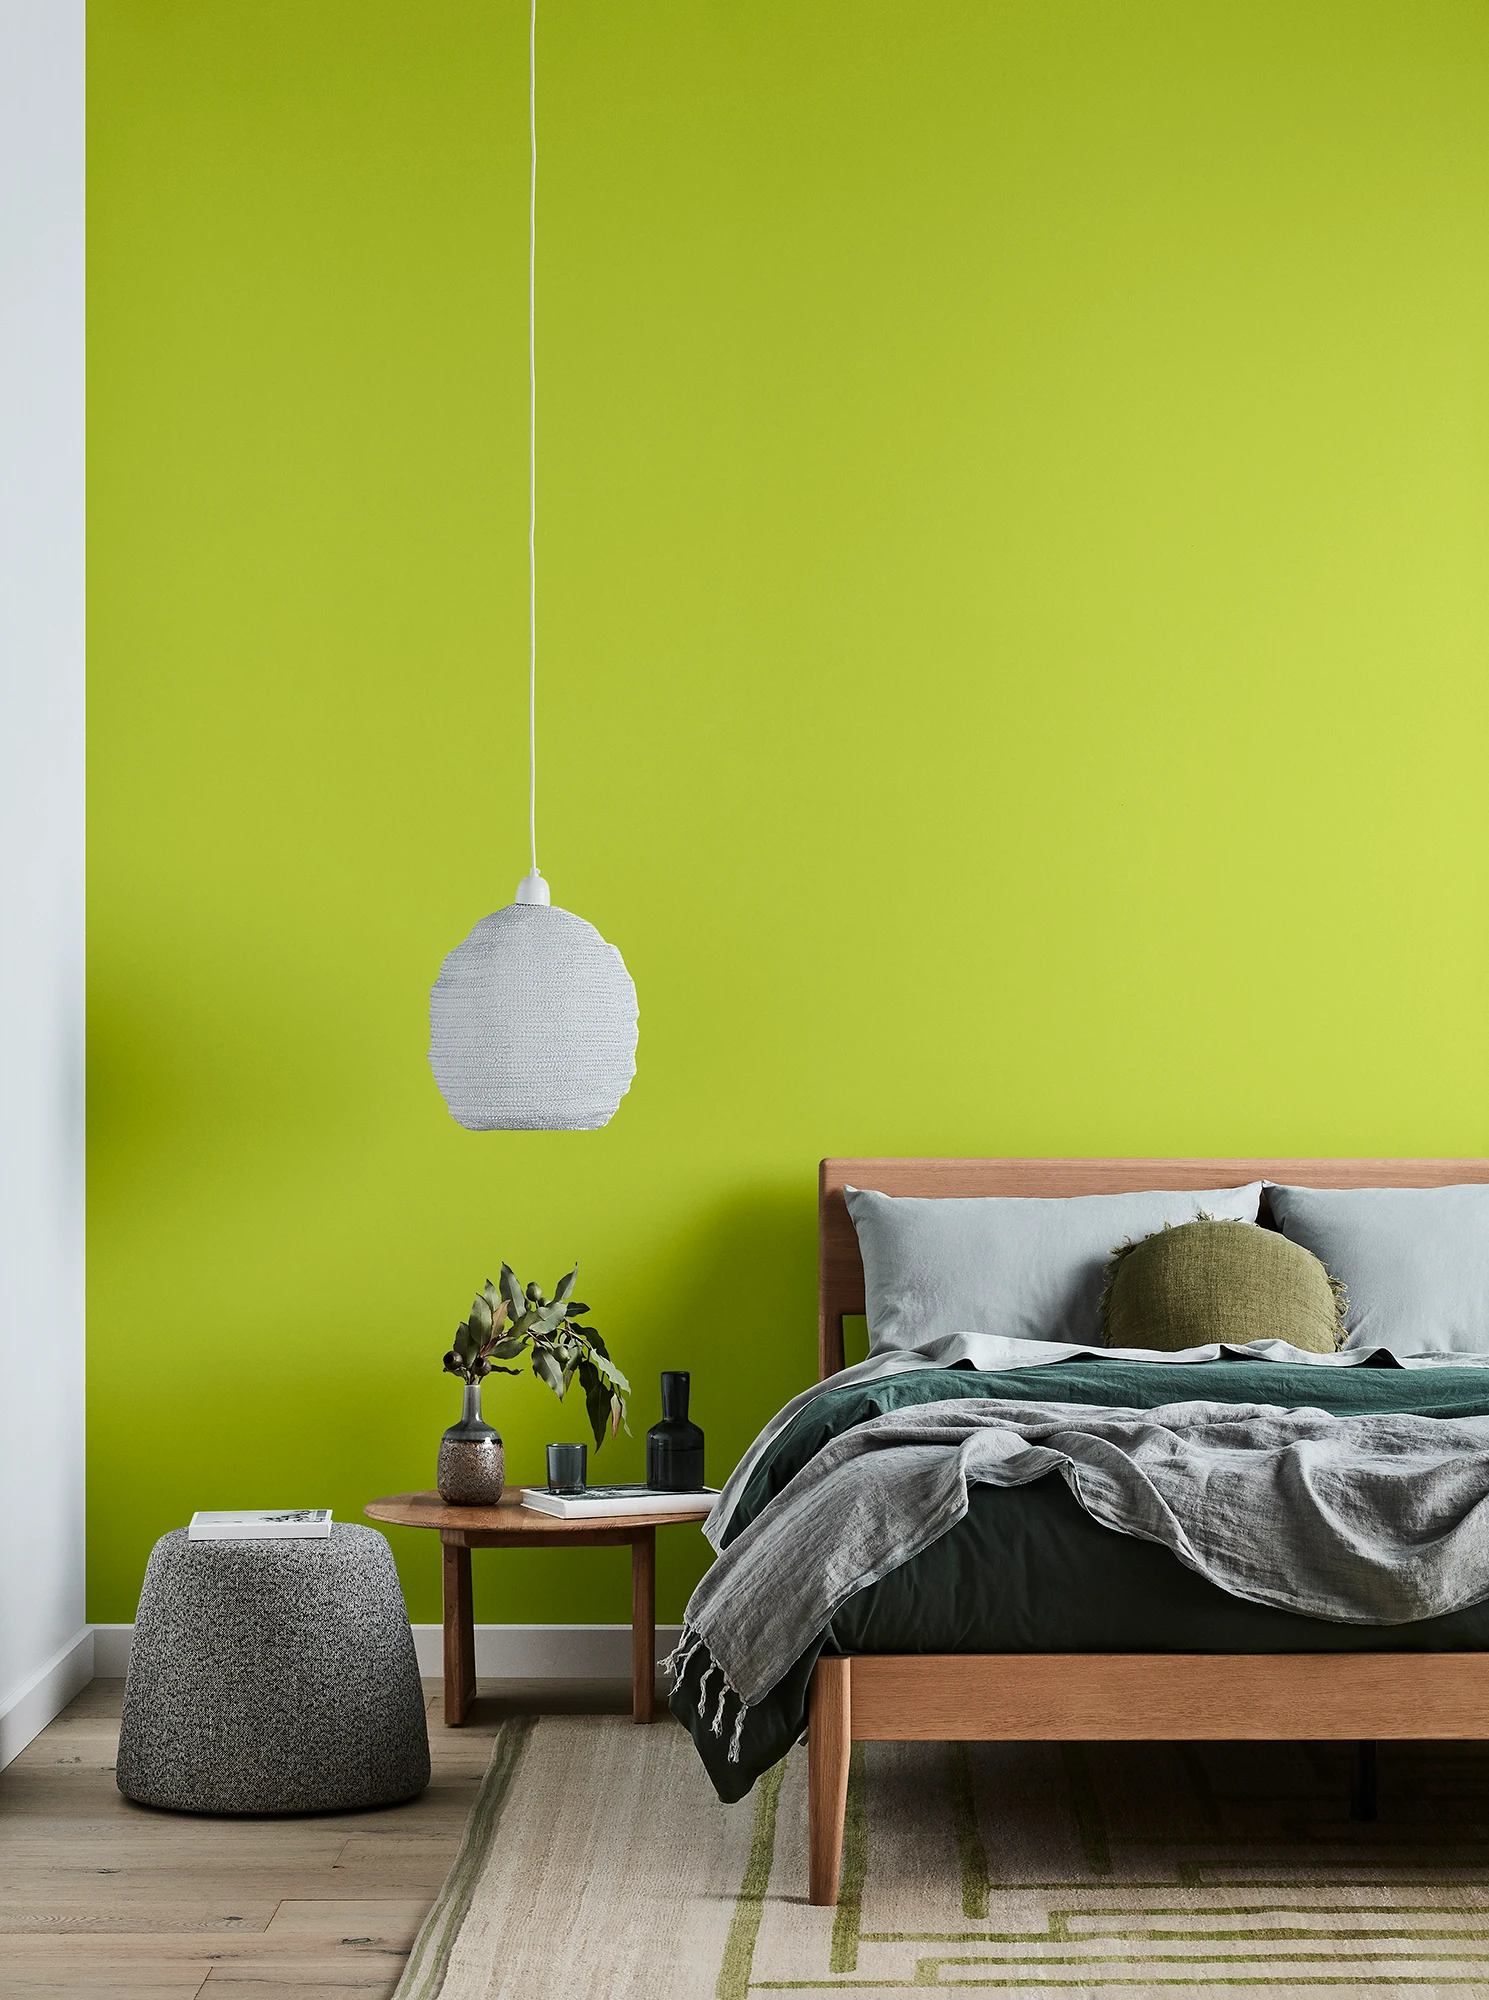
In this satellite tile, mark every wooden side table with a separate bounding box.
[364,1488,713,1725]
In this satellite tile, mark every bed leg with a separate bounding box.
[808,1655,852,1907]
[1350,1740,1378,1822]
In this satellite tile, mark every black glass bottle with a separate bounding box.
[646,1371,705,1491]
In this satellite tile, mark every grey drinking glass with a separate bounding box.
[546,1442,587,1493]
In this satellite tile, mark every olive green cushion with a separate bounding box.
[1101,1219,1345,1354]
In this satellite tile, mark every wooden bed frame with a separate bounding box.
[805,1156,1489,1906]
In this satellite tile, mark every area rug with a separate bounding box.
[394,1714,1489,1998]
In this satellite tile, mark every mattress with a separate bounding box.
[673,1356,1489,1800]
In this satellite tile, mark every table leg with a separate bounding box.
[631,1528,656,1723]
[442,1538,476,1726]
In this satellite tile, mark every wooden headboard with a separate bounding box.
[817,1157,1489,1380]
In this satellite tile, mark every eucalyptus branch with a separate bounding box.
[440,1263,629,1450]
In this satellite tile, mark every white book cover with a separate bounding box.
[188,1509,333,1541]
[518,1484,718,1521]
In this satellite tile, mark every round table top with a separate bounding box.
[364,1487,715,1536]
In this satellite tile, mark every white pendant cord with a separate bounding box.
[527,0,539,881]
[513,0,549,909]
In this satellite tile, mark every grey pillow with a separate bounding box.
[1264,1183,1489,1355]
[845,1183,1263,1353]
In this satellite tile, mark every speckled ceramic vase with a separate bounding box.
[437,1382,505,1505]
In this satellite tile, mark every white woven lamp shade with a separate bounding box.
[429,894,638,1132]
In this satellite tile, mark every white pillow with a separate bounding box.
[846,1183,1264,1353]
[1265,1183,1489,1355]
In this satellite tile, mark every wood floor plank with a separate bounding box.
[330,1833,463,1865]
[201,1982,396,1996]
[262,1899,430,1942]
[0,1862,460,1899]
[0,1675,625,1995]
[2,1936,411,1968]
[4,1979,209,1998]
[0,1902,278,1934]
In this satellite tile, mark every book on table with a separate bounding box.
[518,1484,718,1520]
[188,1509,333,1541]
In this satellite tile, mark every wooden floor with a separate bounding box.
[0,1674,650,1999]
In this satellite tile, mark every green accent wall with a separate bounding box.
[88,0,1489,1626]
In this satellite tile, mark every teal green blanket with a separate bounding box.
[672,1358,1489,1801]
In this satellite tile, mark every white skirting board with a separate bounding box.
[91,1623,685,1680]
[0,1627,94,1770]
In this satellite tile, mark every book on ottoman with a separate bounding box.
[187,1508,333,1541]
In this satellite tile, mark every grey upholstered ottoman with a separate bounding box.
[117,1523,430,1814]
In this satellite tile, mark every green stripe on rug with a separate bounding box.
[716,1752,789,2000]
[392,1714,537,2000]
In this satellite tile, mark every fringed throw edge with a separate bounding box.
[662,1621,750,1763]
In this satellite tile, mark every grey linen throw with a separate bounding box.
[670,1397,1489,1761]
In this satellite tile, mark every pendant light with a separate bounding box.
[429,0,638,1133]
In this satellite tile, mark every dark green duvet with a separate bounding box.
[671,1356,1489,1801]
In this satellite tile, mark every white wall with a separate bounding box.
[0,0,89,1767]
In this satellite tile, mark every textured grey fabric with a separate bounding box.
[116,1524,430,1815]
[846,1183,1263,1353]
[705,1333,1489,1551]
[429,903,638,1131]
[1267,1183,1489,1355]
[679,1396,1489,1732]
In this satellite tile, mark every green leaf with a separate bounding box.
[469,1294,493,1339]
[554,1265,578,1307]
[589,1350,631,1396]
[531,1344,565,1397]
[500,1264,525,1317]
[567,1302,589,1317]
[453,1321,479,1366]
[489,1335,527,1360]
[584,1370,610,1449]
[483,1278,501,1313]
[586,1328,610,1360]
[488,1364,522,1377]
